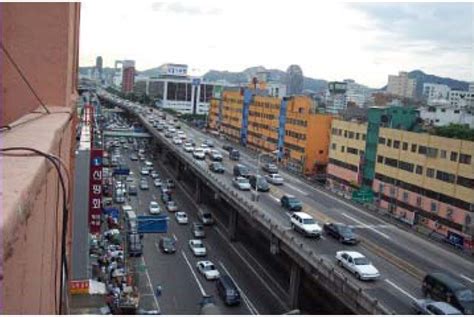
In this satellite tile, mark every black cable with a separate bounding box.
[0,147,69,313]
[0,41,50,114]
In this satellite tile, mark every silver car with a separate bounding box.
[232,177,251,191]
[412,299,462,315]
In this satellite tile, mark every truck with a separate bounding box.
[127,233,143,257]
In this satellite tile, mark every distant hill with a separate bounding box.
[408,70,470,98]
[203,66,328,93]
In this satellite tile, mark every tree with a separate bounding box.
[432,124,474,141]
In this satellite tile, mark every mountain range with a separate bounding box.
[80,64,471,96]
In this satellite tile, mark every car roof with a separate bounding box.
[284,194,296,198]
[199,260,213,266]
[293,211,312,219]
[430,302,462,314]
[427,273,467,291]
[190,239,202,243]
[340,251,364,258]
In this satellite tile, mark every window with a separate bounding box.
[440,150,447,159]
[415,165,423,175]
[344,130,348,138]
[427,168,435,178]
[459,154,472,165]
[362,134,366,141]
[411,144,417,153]
[379,183,384,193]
[341,146,345,153]
[450,152,458,162]
[457,176,474,189]
[387,139,392,147]
[377,155,384,163]
[402,192,409,202]
[347,147,358,155]
[393,140,400,149]
[385,157,398,168]
[399,161,414,172]
[426,147,438,158]
[436,170,455,184]
[416,196,422,207]
[348,131,355,139]
[356,133,360,140]
[331,143,336,150]
[390,187,396,196]
[418,146,427,155]
[319,150,324,154]
[402,142,408,151]
[431,202,438,212]
[379,137,386,145]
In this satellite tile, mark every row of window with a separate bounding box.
[375,173,472,212]
[284,142,305,154]
[331,128,367,141]
[378,137,472,164]
[223,97,243,104]
[286,130,307,141]
[248,111,276,121]
[286,118,308,127]
[221,123,240,132]
[254,100,280,110]
[331,143,364,156]
[377,155,473,189]
[328,158,359,172]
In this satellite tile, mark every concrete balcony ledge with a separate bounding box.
[1,106,75,314]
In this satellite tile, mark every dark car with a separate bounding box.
[262,163,278,174]
[209,162,225,173]
[166,179,175,189]
[223,144,233,152]
[249,175,270,192]
[229,149,240,161]
[280,194,303,211]
[161,193,172,203]
[422,273,474,314]
[323,223,359,244]
[159,237,177,254]
[128,184,138,196]
[130,153,138,161]
[233,164,250,178]
[216,275,241,306]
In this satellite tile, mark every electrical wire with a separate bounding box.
[0,41,50,114]
[0,147,69,314]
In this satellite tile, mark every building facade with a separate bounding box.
[1,2,80,313]
[326,81,347,114]
[344,79,372,107]
[327,108,474,249]
[121,60,135,94]
[387,71,416,98]
[449,89,474,108]
[209,87,333,176]
[418,105,474,128]
[422,83,451,105]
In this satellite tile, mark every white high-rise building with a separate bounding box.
[422,83,451,105]
[343,79,372,107]
[449,89,474,108]
[387,71,416,98]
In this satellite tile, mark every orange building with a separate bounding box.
[209,87,333,176]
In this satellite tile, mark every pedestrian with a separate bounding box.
[155,284,162,298]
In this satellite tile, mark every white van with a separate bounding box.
[290,212,322,238]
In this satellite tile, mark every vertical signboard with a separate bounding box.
[89,148,103,234]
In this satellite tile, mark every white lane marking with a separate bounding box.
[173,234,178,241]
[214,226,285,303]
[285,183,308,196]
[342,213,390,239]
[460,274,474,283]
[142,257,161,312]
[385,279,417,301]
[181,250,207,296]
[269,194,281,203]
[219,261,259,315]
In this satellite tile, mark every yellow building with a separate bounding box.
[208,88,333,176]
[328,116,474,247]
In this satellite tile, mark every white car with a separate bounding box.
[265,173,284,185]
[145,160,153,167]
[201,144,211,154]
[188,239,207,256]
[193,148,206,160]
[232,177,251,191]
[183,143,194,153]
[173,137,183,145]
[196,261,220,280]
[140,167,149,175]
[149,201,161,215]
[175,211,188,224]
[335,251,380,280]
[290,212,322,238]
[154,178,162,187]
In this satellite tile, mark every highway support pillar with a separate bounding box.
[270,234,280,255]
[229,209,238,242]
[288,262,301,309]
[194,178,202,204]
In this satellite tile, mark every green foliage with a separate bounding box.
[432,124,474,141]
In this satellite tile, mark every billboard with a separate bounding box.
[89,148,103,234]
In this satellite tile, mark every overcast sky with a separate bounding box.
[79,1,473,87]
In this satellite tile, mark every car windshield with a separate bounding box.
[456,289,474,302]
[354,257,370,265]
[205,264,216,271]
[195,224,203,230]
[303,218,316,224]
[168,202,176,207]
[238,178,248,183]
[288,198,300,204]
[150,202,158,207]
[273,174,282,179]
[338,226,353,235]
[194,242,204,248]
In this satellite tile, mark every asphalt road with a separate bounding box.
[112,140,284,314]
[151,112,474,314]
[103,95,474,314]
